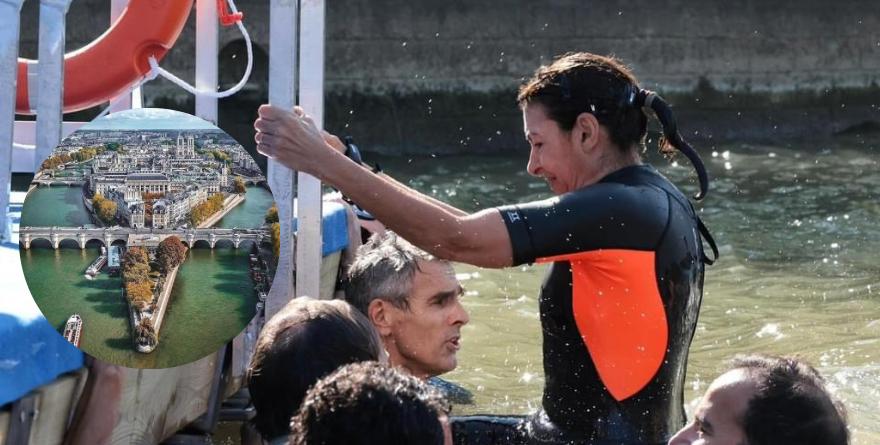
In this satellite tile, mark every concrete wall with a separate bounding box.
[18,0,880,156]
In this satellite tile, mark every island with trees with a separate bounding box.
[122,237,188,353]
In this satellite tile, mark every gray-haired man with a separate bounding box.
[346,231,469,379]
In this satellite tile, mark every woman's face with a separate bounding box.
[522,103,592,194]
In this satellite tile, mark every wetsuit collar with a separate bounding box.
[598,163,658,184]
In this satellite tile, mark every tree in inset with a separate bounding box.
[122,247,151,284]
[233,177,247,194]
[156,236,187,272]
[271,222,280,259]
[92,194,117,224]
[265,203,278,224]
[126,280,154,310]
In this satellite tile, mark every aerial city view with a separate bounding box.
[19,108,275,368]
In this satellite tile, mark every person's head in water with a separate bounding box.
[345,231,468,379]
[247,297,384,441]
[669,354,849,445]
[517,52,708,198]
[290,361,452,445]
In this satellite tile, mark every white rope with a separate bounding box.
[148,0,253,99]
[96,0,253,119]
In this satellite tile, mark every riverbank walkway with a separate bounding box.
[197,193,246,228]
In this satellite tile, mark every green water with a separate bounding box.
[375,138,880,443]
[215,186,275,228]
[19,186,270,368]
[20,185,91,227]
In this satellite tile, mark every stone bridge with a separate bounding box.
[31,178,86,187]
[236,175,267,186]
[18,226,267,250]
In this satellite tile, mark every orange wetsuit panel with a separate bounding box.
[537,250,667,401]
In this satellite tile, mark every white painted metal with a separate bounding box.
[296,0,325,299]
[132,84,143,109]
[13,121,84,172]
[107,0,134,114]
[0,0,26,242]
[34,0,73,171]
[195,0,219,123]
[266,0,299,318]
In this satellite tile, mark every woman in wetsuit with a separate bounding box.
[253,52,716,445]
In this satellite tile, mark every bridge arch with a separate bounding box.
[237,239,258,249]
[27,238,53,249]
[58,238,81,249]
[214,239,236,249]
[84,239,106,249]
[191,239,212,249]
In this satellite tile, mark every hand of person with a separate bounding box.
[322,130,346,154]
[254,105,336,177]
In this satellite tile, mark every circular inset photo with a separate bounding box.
[19,108,273,368]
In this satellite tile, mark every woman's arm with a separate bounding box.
[322,131,468,218]
[255,106,512,268]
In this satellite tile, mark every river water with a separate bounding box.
[375,137,879,443]
[16,139,879,441]
[19,186,274,368]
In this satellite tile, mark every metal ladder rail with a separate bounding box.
[0,0,26,243]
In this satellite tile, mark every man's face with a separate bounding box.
[668,369,756,445]
[384,260,469,378]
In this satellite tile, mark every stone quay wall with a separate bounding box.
[19,0,880,154]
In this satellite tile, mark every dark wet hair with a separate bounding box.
[290,361,450,445]
[731,354,849,445]
[517,52,709,200]
[247,297,382,440]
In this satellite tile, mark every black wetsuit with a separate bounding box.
[454,164,711,445]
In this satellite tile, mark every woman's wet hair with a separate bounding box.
[517,52,709,200]
[246,297,383,440]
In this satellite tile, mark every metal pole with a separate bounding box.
[188,0,222,435]
[107,0,134,114]
[0,0,26,243]
[34,0,73,172]
[195,0,218,123]
[266,0,298,318]
[296,0,324,299]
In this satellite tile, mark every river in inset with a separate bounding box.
[215,186,275,228]
[374,137,880,443]
[19,186,272,368]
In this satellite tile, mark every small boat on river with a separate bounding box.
[62,314,83,348]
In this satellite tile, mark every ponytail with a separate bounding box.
[632,88,709,201]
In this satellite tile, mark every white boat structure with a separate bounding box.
[84,246,108,279]
[62,314,83,348]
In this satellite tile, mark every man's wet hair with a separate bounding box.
[289,361,450,445]
[247,297,383,440]
[731,354,849,445]
[345,231,442,314]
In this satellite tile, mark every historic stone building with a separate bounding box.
[175,134,196,159]
[124,173,171,198]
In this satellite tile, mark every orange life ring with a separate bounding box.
[16,0,193,115]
